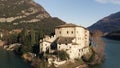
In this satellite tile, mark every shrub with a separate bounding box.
[57,50,69,61]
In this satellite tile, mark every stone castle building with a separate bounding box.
[40,23,90,59]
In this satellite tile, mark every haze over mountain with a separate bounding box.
[0,0,65,34]
[88,11,120,33]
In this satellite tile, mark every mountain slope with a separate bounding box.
[88,12,120,33]
[0,0,50,23]
[0,0,65,34]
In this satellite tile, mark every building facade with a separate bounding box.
[40,23,90,59]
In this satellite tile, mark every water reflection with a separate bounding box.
[93,38,120,68]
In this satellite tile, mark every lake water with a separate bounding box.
[0,47,32,68]
[101,38,120,68]
[0,38,120,68]
[94,38,120,68]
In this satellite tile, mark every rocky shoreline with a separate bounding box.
[0,45,104,68]
[0,38,105,68]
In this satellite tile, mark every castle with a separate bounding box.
[40,23,90,59]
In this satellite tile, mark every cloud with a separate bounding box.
[95,0,120,5]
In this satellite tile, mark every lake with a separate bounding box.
[93,38,120,68]
[0,38,120,68]
[101,38,120,68]
[0,47,32,68]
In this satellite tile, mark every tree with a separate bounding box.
[92,30,103,37]
[32,44,39,54]
[18,28,33,53]
[39,30,44,39]
[57,50,69,61]
[91,33,105,63]
[30,29,36,46]
[93,37,105,60]
[19,28,28,45]
[21,45,32,54]
[7,33,19,44]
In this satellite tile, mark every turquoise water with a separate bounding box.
[0,47,32,68]
[101,38,120,68]
[93,38,120,68]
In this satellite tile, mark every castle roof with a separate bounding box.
[56,23,87,30]
[56,37,78,45]
[56,23,80,28]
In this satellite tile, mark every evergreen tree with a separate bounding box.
[32,30,40,54]
[7,33,18,44]
[18,28,33,53]
[30,29,36,46]
[19,28,28,45]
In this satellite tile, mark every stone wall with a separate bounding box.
[40,24,90,59]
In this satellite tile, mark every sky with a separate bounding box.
[34,0,120,27]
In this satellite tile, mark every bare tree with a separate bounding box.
[91,30,105,63]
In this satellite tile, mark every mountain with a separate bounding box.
[0,0,50,22]
[0,0,65,34]
[88,12,120,33]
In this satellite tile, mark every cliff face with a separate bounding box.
[0,0,50,23]
[88,12,120,33]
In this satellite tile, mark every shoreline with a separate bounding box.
[0,45,104,68]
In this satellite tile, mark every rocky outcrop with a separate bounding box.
[3,43,21,51]
[22,52,35,61]
[0,40,5,46]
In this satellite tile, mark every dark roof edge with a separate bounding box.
[56,23,88,30]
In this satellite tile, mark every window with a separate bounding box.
[82,49,83,52]
[69,46,71,49]
[59,31,61,34]
[71,31,73,34]
[65,43,68,45]
[59,46,60,48]
[77,31,79,33]
[67,31,69,34]
[78,37,81,40]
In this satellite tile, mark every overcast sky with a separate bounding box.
[34,0,120,27]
